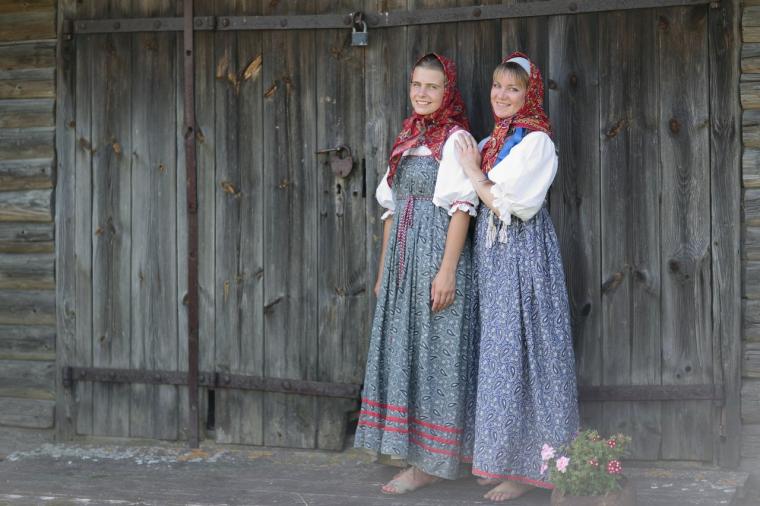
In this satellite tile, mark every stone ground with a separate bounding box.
[0,441,752,506]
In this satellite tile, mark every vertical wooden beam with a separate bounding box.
[55,0,78,441]
[182,0,200,449]
[710,0,742,468]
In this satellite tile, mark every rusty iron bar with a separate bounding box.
[68,0,713,34]
[61,367,362,399]
[183,0,200,449]
[579,384,724,402]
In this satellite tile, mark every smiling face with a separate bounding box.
[409,66,446,116]
[490,68,528,119]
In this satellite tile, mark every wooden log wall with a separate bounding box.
[0,0,57,450]
[742,0,760,479]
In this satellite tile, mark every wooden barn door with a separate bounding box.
[205,0,369,449]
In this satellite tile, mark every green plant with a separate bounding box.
[541,429,631,496]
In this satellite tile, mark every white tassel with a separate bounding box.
[498,219,509,244]
[486,211,498,248]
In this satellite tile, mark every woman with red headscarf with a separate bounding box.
[354,53,479,494]
[455,53,579,501]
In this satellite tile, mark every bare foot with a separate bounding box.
[477,478,501,486]
[484,481,534,502]
[381,466,440,495]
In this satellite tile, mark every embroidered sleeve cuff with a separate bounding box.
[380,209,395,221]
[449,201,477,217]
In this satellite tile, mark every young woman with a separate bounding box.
[455,52,579,502]
[354,53,479,494]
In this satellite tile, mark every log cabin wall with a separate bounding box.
[0,0,57,451]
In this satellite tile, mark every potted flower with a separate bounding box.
[541,430,636,506]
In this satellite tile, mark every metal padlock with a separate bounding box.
[351,21,368,47]
[329,146,353,178]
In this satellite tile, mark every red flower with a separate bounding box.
[607,438,617,448]
[607,460,622,475]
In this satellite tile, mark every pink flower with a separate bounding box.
[541,444,555,461]
[556,456,570,473]
[607,459,622,475]
[540,463,548,474]
[607,438,617,449]
[588,458,599,467]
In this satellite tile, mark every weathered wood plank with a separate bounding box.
[547,11,603,433]
[0,359,54,399]
[0,43,55,70]
[743,379,760,423]
[708,0,742,467]
[314,0,366,450]
[659,5,712,462]
[0,98,54,128]
[0,79,54,99]
[741,424,760,459]
[744,6,760,27]
[744,148,760,188]
[364,0,406,336]
[501,0,549,104]
[599,9,662,460]
[0,397,54,429]
[743,110,760,149]
[745,342,760,378]
[742,44,760,74]
[0,191,50,222]
[190,0,215,442]
[744,261,760,299]
[0,253,53,289]
[262,0,319,449]
[0,324,54,360]
[0,289,53,325]
[0,222,52,253]
[212,0,265,446]
[0,158,53,190]
[744,225,760,261]
[713,0,745,467]
[744,300,760,342]
[90,3,132,438]
[129,3,179,441]
[0,0,55,15]
[0,128,54,160]
[741,80,760,109]
[71,25,95,436]
[54,0,78,441]
[0,11,56,42]
[745,189,760,226]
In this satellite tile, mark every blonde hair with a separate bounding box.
[493,61,529,89]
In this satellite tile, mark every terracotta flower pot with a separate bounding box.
[550,477,636,506]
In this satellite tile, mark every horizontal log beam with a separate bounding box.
[0,99,54,129]
[0,289,55,325]
[0,359,54,399]
[68,0,712,34]
[0,79,54,99]
[0,324,55,360]
[62,367,361,399]
[745,342,760,378]
[743,379,760,423]
[0,397,54,429]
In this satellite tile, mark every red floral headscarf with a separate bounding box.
[386,53,470,186]
[480,52,552,173]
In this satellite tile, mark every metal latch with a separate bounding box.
[316,145,353,178]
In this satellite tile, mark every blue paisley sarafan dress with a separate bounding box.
[471,130,579,488]
[353,152,478,480]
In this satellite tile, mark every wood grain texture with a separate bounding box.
[128,0,178,440]
[547,11,603,433]
[261,0,319,449]
[212,0,266,446]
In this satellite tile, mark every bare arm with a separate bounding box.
[431,211,470,312]
[454,136,502,218]
[373,217,394,297]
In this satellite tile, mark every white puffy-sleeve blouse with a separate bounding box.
[480,131,557,225]
[375,130,479,221]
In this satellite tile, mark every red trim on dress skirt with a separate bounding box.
[409,428,460,447]
[411,418,464,435]
[410,437,470,459]
[358,420,408,434]
[472,468,554,490]
[361,397,408,413]
[359,410,408,425]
